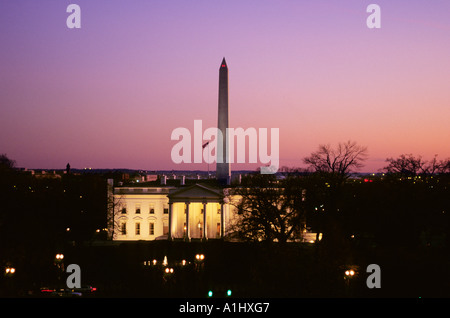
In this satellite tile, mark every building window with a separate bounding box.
[121,207,127,214]
[163,205,169,214]
[149,222,154,235]
[135,204,141,214]
[217,223,221,238]
[163,221,169,235]
[217,207,221,214]
[135,222,140,235]
[121,223,127,235]
[149,204,155,214]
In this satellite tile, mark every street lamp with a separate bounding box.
[5,267,16,276]
[345,269,355,277]
[54,254,65,285]
[163,267,174,283]
[195,254,205,272]
[343,267,357,296]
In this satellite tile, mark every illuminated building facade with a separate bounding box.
[107,181,234,241]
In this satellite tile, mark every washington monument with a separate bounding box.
[216,58,231,184]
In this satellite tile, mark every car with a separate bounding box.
[50,289,83,297]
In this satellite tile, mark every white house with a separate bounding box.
[107,180,234,241]
[107,178,317,243]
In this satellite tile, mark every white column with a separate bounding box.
[185,201,190,241]
[168,202,173,240]
[220,203,224,238]
[203,202,207,240]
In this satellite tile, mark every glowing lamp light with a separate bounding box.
[55,254,64,260]
[345,270,355,276]
[208,290,213,297]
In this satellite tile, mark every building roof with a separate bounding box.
[168,183,224,203]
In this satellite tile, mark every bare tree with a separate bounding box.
[384,154,450,177]
[0,154,15,170]
[303,141,368,181]
[301,141,367,249]
[440,159,450,174]
[227,173,306,244]
[106,180,125,240]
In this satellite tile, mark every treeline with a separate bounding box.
[229,142,450,252]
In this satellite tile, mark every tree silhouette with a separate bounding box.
[384,154,450,177]
[227,173,306,244]
[301,141,368,262]
[303,140,368,182]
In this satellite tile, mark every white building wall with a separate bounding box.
[109,186,235,241]
[113,193,170,241]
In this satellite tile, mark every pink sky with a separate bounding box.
[1,1,450,172]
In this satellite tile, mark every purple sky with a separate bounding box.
[1,1,450,172]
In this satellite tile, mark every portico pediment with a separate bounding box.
[168,183,224,203]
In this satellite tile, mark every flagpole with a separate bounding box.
[202,141,210,179]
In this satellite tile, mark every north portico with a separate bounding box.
[168,184,227,241]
